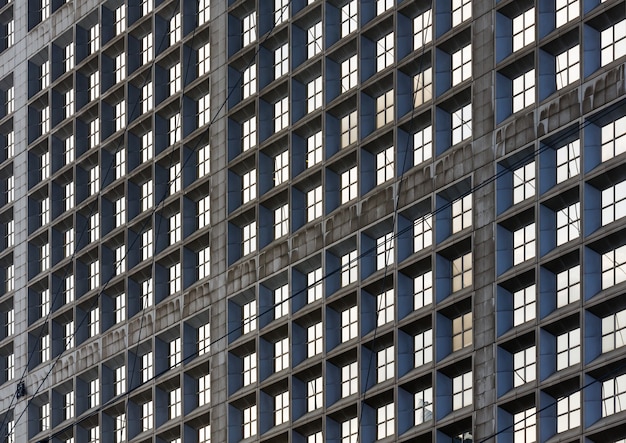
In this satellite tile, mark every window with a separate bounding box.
[376,232,394,269]
[452,194,472,233]
[170,262,182,293]
[64,319,74,348]
[242,169,256,204]
[307,377,323,411]
[141,230,153,262]
[242,116,257,152]
[170,213,181,244]
[512,69,535,112]
[142,33,153,65]
[89,260,99,290]
[414,10,432,49]
[274,150,289,185]
[376,90,394,128]
[89,425,99,443]
[556,45,580,88]
[514,407,536,443]
[243,352,256,386]
[513,346,536,387]
[307,185,323,221]
[602,308,626,353]
[341,1,357,38]
[414,271,433,310]
[114,365,126,395]
[199,373,210,406]
[306,131,322,167]
[141,82,153,114]
[64,43,74,71]
[376,32,394,72]
[341,111,358,148]
[413,126,433,166]
[307,267,322,303]
[170,337,182,368]
[341,361,358,398]
[115,148,125,180]
[5,309,13,336]
[307,322,323,357]
[170,13,181,45]
[275,337,289,372]
[274,205,289,239]
[273,391,289,426]
[88,166,99,196]
[64,88,74,118]
[89,378,99,408]
[601,19,626,67]
[513,162,535,204]
[141,180,153,212]
[115,293,125,323]
[602,179,626,226]
[6,220,13,248]
[41,0,50,20]
[452,0,471,27]
[169,387,182,418]
[376,289,394,326]
[243,13,256,47]
[556,265,580,308]
[115,5,126,34]
[341,305,358,342]
[415,386,433,425]
[141,277,154,309]
[341,249,358,287]
[513,222,535,265]
[556,139,580,183]
[557,328,580,370]
[513,285,536,326]
[170,163,181,194]
[377,403,394,440]
[602,374,626,417]
[170,114,181,145]
[308,432,322,443]
[274,284,289,319]
[451,252,472,291]
[274,96,289,133]
[142,352,153,382]
[414,328,433,366]
[40,243,49,272]
[63,181,74,211]
[41,197,50,226]
[307,22,322,59]
[198,246,210,279]
[601,116,626,161]
[198,0,210,26]
[376,146,394,185]
[142,401,153,431]
[89,71,99,101]
[115,245,125,275]
[41,334,50,362]
[377,345,394,382]
[243,405,257,438]
[414,214,433,254]
[243,64,256,99]
[115,53,125,82]
[341,55,357,91]
[41,402,50,431]
[452,312,472,351]
[6,19,13,47]
[341,167,358,204]
[557,391,581,432]
[41,105,50,134]
[307,76,323,112]
[89,307,99,337]
[275,44,289,78]
[243,222,257,255]
[274,0,288,25]
[556,202,580,245]
[342,417,358,443]
[414,68,433,107]
[513,8,535,52]
[64,228,74,258]
[90,118,99,147]
[452,44,471,85]
[556,0,578,28]
[170,62,181,94]
[452,103,472,144]
[452,371,472,410]
[142,131,153,162]
[243,300,256,334]
[40,60,49,90]
[376,0,392,15]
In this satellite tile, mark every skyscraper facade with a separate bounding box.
[0,0,624,442]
